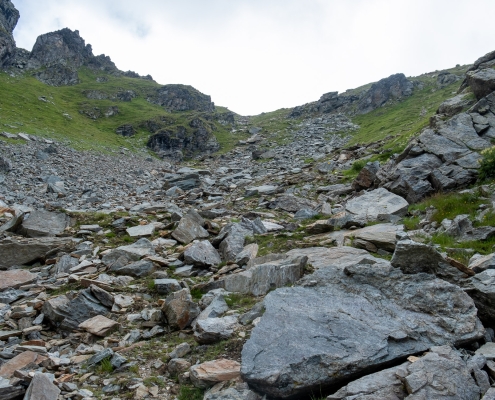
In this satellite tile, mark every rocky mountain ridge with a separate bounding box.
[2,0,495,399]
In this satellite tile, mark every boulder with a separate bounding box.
[172,210,209,245]
[235,244,259,267]
[190,359,241,389]
[0,237,73,270]
[78,315,119,336]
[101,238,155,266]
[346,223,400,252]
[184,240,221,267]
[241,251,484,398]
[438,94,475,117]
[115,124,135,137]
[0,351,41,378]
[345,188,408,222]
[198,294,229,320]
[467,68,495,100]
[161,288,200,330]
[352,161,380,190]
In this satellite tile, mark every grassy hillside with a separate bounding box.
[0,67,246,154]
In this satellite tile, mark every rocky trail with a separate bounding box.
[3,0,495,398]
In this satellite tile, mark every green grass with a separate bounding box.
[347,68,470,153]
[403,216,421,231]
[0,67,240,155]
[224,293,258,312]
[178,386,204,400]
[246,232,307,256]
[431,234,495,259]
[408,191,486,224]
[96,357,113,374]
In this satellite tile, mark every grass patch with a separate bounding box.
[96,357,113,374]
[224,293,258,312]
[0,67,240,155]
[431,233,495,257]
[409,191,486,224]
[403,216,421,231]
[246,232,306,256]
[178,386,204,400]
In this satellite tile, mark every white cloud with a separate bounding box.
[11,0,495,115]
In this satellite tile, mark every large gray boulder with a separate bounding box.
[161,288,200,330]
[345,188,408,222]
[0,237,73,270]
[241,249,484,398]
[215,223,253,263]
[110,259,154,277]
[18,210,70,237]
[101,238,155,266]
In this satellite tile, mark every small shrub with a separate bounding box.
[478,146,495,181]
[190,288,203,300]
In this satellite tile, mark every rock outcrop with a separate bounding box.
[147,84,215,112]
[241,248,484,398]
[0,0,19,68]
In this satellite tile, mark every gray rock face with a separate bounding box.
[34,64,80,86]
[184,240,221,267]
[345,188,408,222]
[467,68,495,100]
[0,0,19,68]
[154,279,181,295]
[357,73,413,114]
[438,93,475,117]
[147,84,215,112]
[241,251,484,398]
[466,269,495,327]
[101,238,155,266]
[204,382,260,400]
[469,252,495,273]
[18,210,70,237]
[0,237,73,270]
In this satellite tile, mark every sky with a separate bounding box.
[10,0,495,115]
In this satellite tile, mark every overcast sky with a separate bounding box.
[11,0,495,115]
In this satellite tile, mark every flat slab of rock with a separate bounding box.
[79,315,119,336]
[0,269,38,291]
[241,250,484,398]
[345,188,408,222]
[0,237,73,270]
[126,224,155,237]
[191,359,241,389]
[0,351,41,378]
